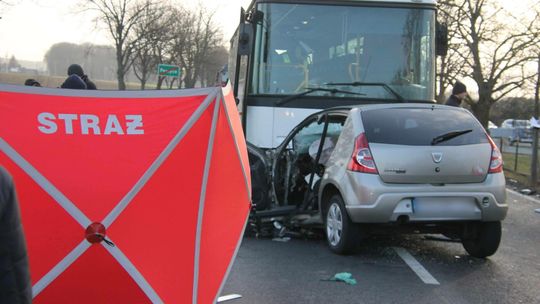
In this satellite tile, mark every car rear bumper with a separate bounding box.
[340,172,507,223]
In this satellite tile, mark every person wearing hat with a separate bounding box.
[60,74,87,90]
[24,79,41,87]
[445,81,468,107]
[67,64,97,90]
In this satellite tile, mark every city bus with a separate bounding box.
[227,0,447,215]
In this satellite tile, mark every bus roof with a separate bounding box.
[248,0,438,7]
[337,0,436,3]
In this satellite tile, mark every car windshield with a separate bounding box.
[250,3,436,101]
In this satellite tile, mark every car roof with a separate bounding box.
[351,103,456,111]
[318,103,458,115]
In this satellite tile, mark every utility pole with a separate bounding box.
[530,53,540,190]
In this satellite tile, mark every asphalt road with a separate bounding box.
[221,190,540,304]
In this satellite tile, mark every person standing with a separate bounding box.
[0,167,31,304]
[60,74,87,90]
[67,64,97,90]
[445,81,468,107]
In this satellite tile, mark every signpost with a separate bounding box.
[157,64,181,78]
[158,64,181,89]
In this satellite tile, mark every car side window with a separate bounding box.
[293,119,324,154]
[292,116,345,156]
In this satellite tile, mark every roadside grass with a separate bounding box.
[0,72,143,90]
[503,152,531,175]
[502,152,536,186]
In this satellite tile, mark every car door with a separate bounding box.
[272,111,347,210]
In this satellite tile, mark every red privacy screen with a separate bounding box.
[0,84,251,304]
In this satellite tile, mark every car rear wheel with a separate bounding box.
[461,221,502,258]
[325,194,358,254]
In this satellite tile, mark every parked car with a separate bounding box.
[500,119,530,129]
[491,119,532,145]
[248,104,507,258]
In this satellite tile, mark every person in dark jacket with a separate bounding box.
[61,74,87,90]
[445,81,468,107]
[0,167,32,304]
[24,79,41,87]
[67,64,97,90]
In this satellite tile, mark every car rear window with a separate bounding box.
[361,107,489,146]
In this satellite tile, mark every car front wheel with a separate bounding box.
[325,194,358,254]
[461,221,502,258]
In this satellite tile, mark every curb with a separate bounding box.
[506,188,540,205]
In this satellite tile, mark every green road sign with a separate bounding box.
[158,64,180,77]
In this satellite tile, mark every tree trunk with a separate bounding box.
[436,57,448,104]
[184,75,195,88]
[116,62,126,91]
[156,76,165,89]
[117,72,126,90]
[116,51,126,90]
[471,95,492,129]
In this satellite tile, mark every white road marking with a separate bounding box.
[393,247,440,285]
[217,294,242,302]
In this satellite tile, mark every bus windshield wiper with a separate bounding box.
[431,129,473,146]
[276,87,366,106]
[324,82,405,102]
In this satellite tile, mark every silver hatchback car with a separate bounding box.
[248,104,507,258]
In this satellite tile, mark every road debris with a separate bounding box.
[520,189,535,195]
[323,272,357,285]
[272,237,291,242]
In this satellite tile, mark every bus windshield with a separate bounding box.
[250,3,436,101]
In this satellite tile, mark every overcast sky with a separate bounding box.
[0,0,534,62]
[0,0,252,62]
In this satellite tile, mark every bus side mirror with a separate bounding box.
[238,23,253,56]
[436,22,448,57]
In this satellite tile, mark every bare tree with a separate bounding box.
[7,55,20,71]
[86,0,160,90]
[131,4,174,89]
[445,0,540,127]
[44,43,85,76]
[199,45,229,87]
[44,42,116,79]
[170,6,222,88]
[436,0,469,103]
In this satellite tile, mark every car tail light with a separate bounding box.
[487,135,503,173]
[347,133,378,174]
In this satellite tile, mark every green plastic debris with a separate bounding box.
[328,272,357,285]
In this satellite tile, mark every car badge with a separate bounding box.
[432,152,443,163]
